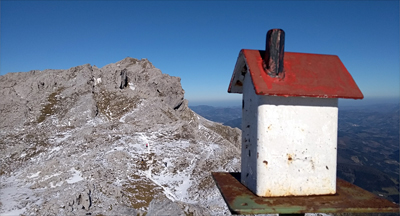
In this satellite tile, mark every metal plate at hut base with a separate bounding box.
[212,172,399,215]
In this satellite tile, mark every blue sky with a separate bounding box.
[1,1,399,107]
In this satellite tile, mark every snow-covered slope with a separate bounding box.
[0,58,241,215]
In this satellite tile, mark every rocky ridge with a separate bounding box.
[0,58,241,215]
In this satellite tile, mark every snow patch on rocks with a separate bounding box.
[66,168,84,184]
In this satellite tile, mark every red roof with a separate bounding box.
[228,49,363,99]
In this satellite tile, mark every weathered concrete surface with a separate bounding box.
[241,71,339,197]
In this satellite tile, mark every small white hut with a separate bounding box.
[228,29,363,197]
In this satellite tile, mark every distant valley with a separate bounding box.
[190,103,400,203]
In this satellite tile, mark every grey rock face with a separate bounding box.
[147,196,185,216]
[0,57,241,216]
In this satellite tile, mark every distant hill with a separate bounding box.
[337,103,399,203]
[189,105,242,124]
[192,103,400,203]
[190,105,241,128]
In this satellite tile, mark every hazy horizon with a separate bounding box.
[188,97,400,108]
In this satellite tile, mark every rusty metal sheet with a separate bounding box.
[212,172,399,215]
[228,50,364,99]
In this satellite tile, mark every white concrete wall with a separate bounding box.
[240,73,339,197]
[240,72,259,193]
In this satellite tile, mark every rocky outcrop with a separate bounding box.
[0,58,241,216]
[147,196,186,215]
[0,58,187,129]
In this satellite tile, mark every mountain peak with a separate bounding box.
[0,58,241,215]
